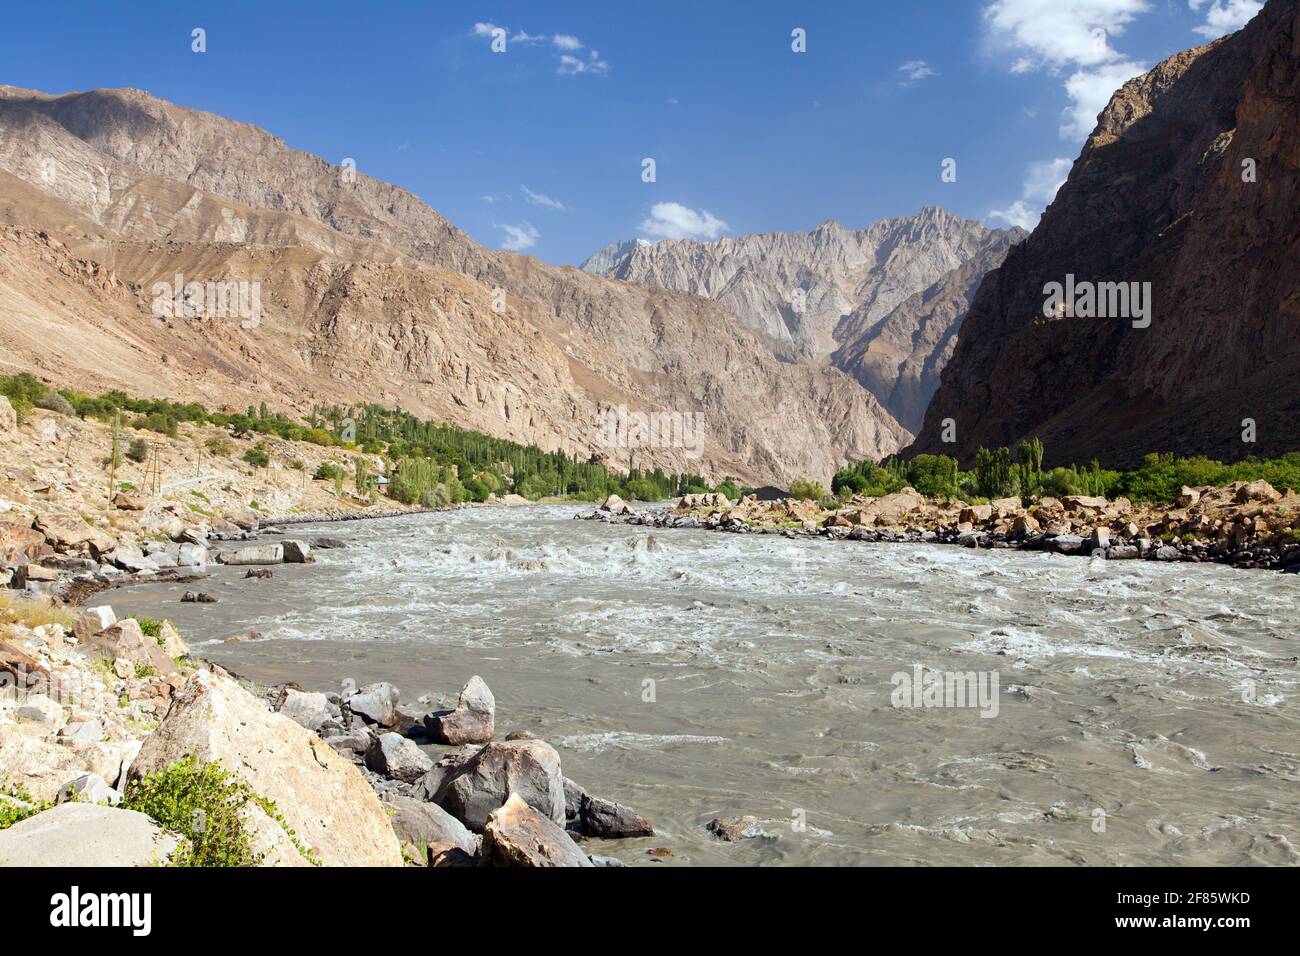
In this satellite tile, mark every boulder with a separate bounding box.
[34,514,115,554]
[0,803,181,867]
[435,739,565,832]
[346,681,399,727]
[1090,527,1111,550]
[707,815,761,842]
[990,496,1023,516]
[112,492,145,511]
[563,777,654,838]
[276,688,337,733]
[230,508,261,531]
[600,493,629,513]
[281,540,313,563]
[1235,479,1281,504]
[425,675,495,745]
[15,692,64,727]
[58,720,105,744]
[366,732,434,783]
[383,794,478,865]
[0,395,15,432]
[861,488,925,527]
[1176,486,1202,507]
[110,544,159,574]
[156,621,189,659]
[499,494,529,507]
[0,734,136,802]
[479,794,593,868]
[56,773,121,807]
[176,543,208,568]
[1045,534,1087,555]
[959,504,994,524]
[216,544,283,566]
[1063,495,1108,513]
[182,591,218,604]
[311,537,347,549]
[1011,514,1040,538]
[129,670,404,867]
[82,618,178,676]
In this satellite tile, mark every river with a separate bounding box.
[91,504,1300,866]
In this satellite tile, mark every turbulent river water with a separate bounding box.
[94,504,1300,866]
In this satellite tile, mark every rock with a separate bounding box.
[230,508,261,531]
[0,734,136,803]
[479,793,594,867]
[565,778,654,838]
[24,564,60,582]
[861,488,925,526]
[112,492,145,511]
[176,543,208,568]
[1106,545,1140,560]
[383,794,478,865]
[0,803,181,866]
[323,723,375,759]
[1154,546,1182,561]
[216,544,283,566]
[222,629,262,643]
[499,494,529,507]
[34,514,115,554]
[181,591,217,603]
[1090,527,1111,550]
[16,692,64,727]
[435,739,566,832]
[707,815,760,842]
[366,732,434,783]
[156,621,189,658]
[1045,534,1087,555]
[1011,514,1040,538]
[82,618,178,676]
[311,537,346,549]
[56,773,121,806]
[1063,495,1108,513]
[0,395,15,432]
[130,670,404,866]
[112,658,132,680]
[58,720,105,744]
[281,539,313,563]
[990,496,1023,516]
[276,688,336,733]
[245,568,273,579]
[425,675,495,745]
[1176,486,1202,507]
[347,681,399,727]
[1235,479,1281,504]
[959,504,993,523]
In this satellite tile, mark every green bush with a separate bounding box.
[314,462,343,481]
[788,479,827,501]
[243,445,270,468]
[35,390,75,416]
[204,436,233,457]
[127,438,150,463]
[1,782,53,831]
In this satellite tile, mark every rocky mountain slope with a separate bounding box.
[0,85,912,485]
[582,209,1022,428]
[909,0,1299,467]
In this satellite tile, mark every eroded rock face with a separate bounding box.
[434,739,565,833]
[911,0,1300,466]
[129,670,403,867]
[479,793,593,868]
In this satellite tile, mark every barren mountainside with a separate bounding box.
[0,85,914,485]
[582,209,1023,430]
[909,0,1300,467]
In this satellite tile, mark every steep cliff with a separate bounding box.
[910,0,1299,466]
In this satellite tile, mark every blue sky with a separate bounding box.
[0,0,1263,265]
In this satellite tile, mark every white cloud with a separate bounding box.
[557,53,609,75]
[511,30,547,44]
[637,202,729,241]
[498,222,539,251]
[470,22,502,38]
[982,0,1149,140]
[898,60,938,84]
[1189,0,1263,39]
[552,34,583,51]
[990,157,1073,230]
[480,194,509,204]
[521,185,566,210]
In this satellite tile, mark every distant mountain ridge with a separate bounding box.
[582,208,1024,430]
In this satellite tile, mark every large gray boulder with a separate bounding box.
[281,540,313,563]
[130,670,403,867]
[479,794,593,867]
[276,688,337,734]
[562,777,654,838]
[347,681,399,727]
[216,544,283,566]
[366,732,433,783]
[383,794,478,865]
[435,739,565,832]
[0,803,181,866]
[425,675,495,745]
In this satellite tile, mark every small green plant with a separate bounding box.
[0,781,53,831]
[788,479,827,502]
[122,757,264,866]
[132,661,157,678]
[126,438,150,464]
[128,615,163,639]
[205,436,234,457]
[243,444,270,468]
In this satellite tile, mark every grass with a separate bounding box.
[0,781,53,830]
[0,593,76,630]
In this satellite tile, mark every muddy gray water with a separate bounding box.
[94,505,1300,866]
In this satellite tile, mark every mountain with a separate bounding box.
[0,85,912,485]
[581,209,1023,428]
[909,0,1299,467]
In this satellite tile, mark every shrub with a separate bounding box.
[126,438,150,463]
[121,757,265,867]
[204,436,233,457]
[243,445,270,468]
[35,390,75,416]
[788,479,827,501]
[0,782,53,831]
[314,462,343,481]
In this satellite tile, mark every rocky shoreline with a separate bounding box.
[0,598,660,867]
[583,481,1300,573]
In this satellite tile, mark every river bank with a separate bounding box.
[596,481,1300,573]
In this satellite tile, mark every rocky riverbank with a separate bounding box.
[0,598,654,866]
[585,481,1300,573]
